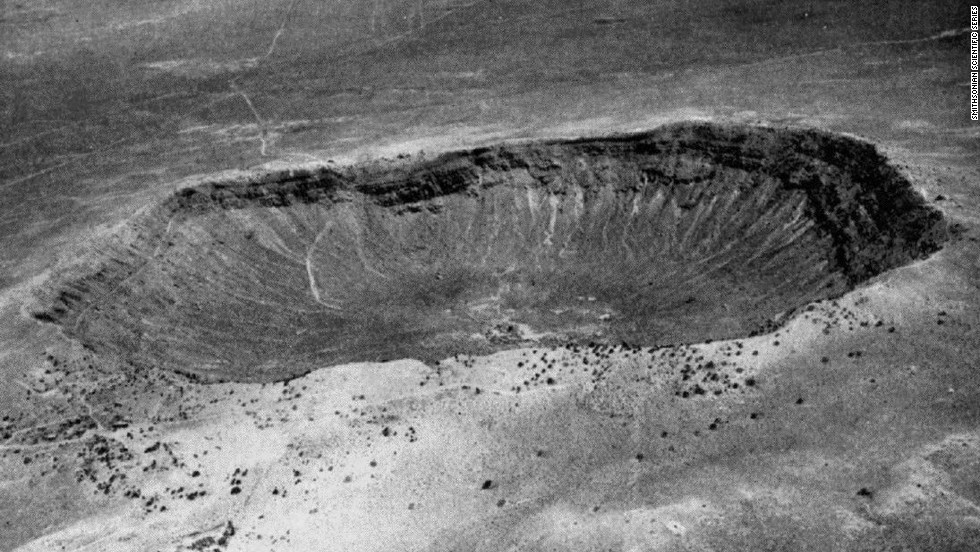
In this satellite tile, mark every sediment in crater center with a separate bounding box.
[31,122,947,381]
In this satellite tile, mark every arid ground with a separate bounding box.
[1,1,978,551]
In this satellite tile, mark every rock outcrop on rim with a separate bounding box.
[29,122,947,382]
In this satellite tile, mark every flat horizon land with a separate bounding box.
[2,1,979,551]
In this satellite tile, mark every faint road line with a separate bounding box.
[736,27,971,71]
[0,161,70,190]
[229,81,269,156]
[261,0,300,61]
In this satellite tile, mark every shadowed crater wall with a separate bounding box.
[31,123,946,381]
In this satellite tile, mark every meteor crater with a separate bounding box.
[32,122,946,381]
